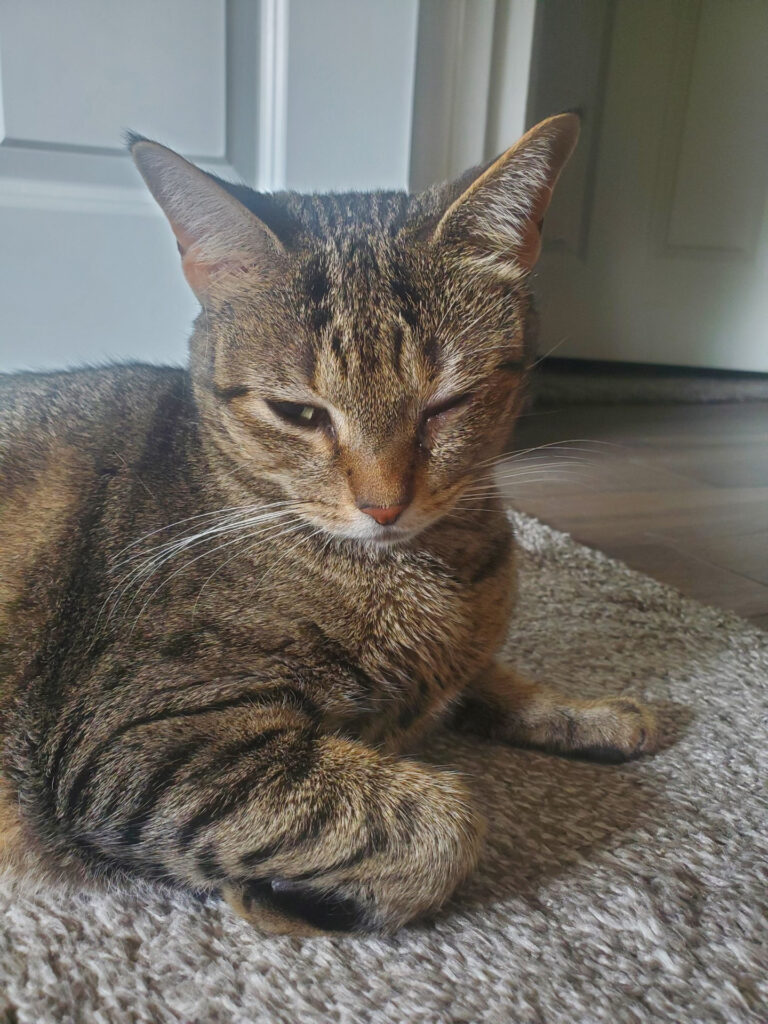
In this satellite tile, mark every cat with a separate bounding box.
[0,114,656,935]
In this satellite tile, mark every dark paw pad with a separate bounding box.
[243,877,366,933]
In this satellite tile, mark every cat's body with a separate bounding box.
[0,116,656,934]
[0,360,513,749]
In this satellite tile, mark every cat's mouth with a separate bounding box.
[297,493,460,548]
[303,509,428,548]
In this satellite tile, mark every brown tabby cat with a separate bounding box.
[0,114,655,935]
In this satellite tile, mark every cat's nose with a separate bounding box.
[358,503,408,526]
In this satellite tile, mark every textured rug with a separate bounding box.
[2,512,767,1024]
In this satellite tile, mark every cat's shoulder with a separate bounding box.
[0,362,189,431]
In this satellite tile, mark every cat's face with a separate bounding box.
[198,238,530,545]
[131,115,578,545]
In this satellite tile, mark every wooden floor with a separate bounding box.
[500,401,768,631]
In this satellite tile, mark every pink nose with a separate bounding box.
[359,504,407,526]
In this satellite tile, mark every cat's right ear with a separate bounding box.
[423,113,579,279]
[128,134,285,299]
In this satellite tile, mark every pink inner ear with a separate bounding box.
[168,208,231,293]
[517,221,542,269]
[181,250,213,295]
[181,248,253,295]
[531,184,554,225]
[165,208,199,257]
[515,183,553,268]
[180,245,233,295]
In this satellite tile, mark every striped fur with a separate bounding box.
[0,115,656,934]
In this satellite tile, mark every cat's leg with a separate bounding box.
[453,662,657,763]
[31,675,483,935]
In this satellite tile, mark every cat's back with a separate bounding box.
[0,363,187,473]
[0,364,191,674]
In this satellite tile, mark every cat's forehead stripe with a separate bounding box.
[297,238,440,385]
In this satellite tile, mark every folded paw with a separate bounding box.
[222,762,484,935]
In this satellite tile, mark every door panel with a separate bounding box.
[664,1,768,255]
[1,0,226,155]
[0,0,243,374]
[528,0,768,371]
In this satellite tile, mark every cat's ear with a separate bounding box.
[128,135,285,298]
[431,113,580,276]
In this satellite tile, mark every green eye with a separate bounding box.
[266,399,329,429]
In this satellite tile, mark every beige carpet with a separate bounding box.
[2,512,767,1024]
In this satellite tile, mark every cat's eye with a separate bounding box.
[419,392,473,450]
[266,399,329,429]
[424,392,473,421]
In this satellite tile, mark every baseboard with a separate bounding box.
[533,358,768,405]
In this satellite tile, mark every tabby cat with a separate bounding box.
[0,114,655,935]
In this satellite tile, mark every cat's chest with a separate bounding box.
[305,543,512,698]
[203,526,513,738]
[349,559,467,670]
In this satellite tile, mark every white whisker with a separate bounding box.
[102,505,306,625]
[114,501,299,564]
[251,525,327,592]
[192,520,310,613]
[126,519,309,631]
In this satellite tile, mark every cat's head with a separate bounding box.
[130,115,578,546]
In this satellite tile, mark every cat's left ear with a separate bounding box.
[129,134,286,298]
[432,113,580,276]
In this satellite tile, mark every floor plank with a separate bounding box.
[506,401,768,630]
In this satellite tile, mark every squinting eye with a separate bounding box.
[424,392,473,421]
[266,399,329,429]
[419,392,473,449]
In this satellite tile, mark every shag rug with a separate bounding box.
[2,512,767,1024]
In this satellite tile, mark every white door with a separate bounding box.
[0,0,424,374]
[528,0,768,372]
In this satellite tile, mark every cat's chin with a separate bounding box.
[364,530,420,549]
[321,521,426,550]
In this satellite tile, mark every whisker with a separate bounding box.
[103,509,302,624]
[192,520,309,612]
[126,519,309,631]
[103,513,295,614]
[251,525,327,591]
[488,456,596,472]
[459,479,585,499]
[466,463,594,487]
[113,508,300,580]
[115,501,300,563]
[473,439,621,470]
[463,463,592,485]
[528,335,572,369]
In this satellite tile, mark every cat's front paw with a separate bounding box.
[570,696,657,763]
[222,765,484,935]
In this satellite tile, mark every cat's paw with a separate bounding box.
[223,878,361,936]
[222,767,484,935]
[569,696,658,763]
